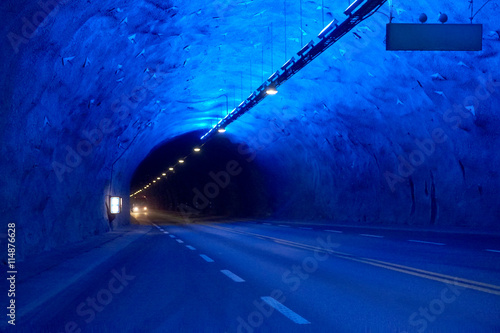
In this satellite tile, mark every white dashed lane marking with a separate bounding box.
[260,297,310,324]
[176,239,184,244]
[169,235,176,239]
[486,249,500,253]
[185,245,196,250]
[163,231,169,234]
[220,270,245,282]
[360,234,384,238]
[325,230,342,233]
[408,240,445,246]
[200,254,214,262]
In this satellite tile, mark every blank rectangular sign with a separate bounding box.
[386,24,482,51]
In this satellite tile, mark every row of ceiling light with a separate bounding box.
[130,145,201,197]
[130,87,278,198]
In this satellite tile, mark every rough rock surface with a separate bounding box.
[1,0,499,258]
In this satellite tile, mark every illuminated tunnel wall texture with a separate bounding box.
[1,0,499,258]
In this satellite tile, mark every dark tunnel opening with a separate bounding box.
[130,132,272,221]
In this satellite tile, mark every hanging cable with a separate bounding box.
[300,0,303,46]
[271,23,274,73]
[322,0,325,27]
[388,0,394,23]
[471,0,492,22]
[284,0,287,61]
[199,0,388,142]
[469,0,474,23]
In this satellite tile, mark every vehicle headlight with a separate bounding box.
[143,206,148,211]
[133,207,139,212]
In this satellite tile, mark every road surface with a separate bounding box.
[21,214,500,332]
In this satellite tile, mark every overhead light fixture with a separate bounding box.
[194,147,201,152]
[169,167,174,171]
[218,127,226,133]
[157,177,161,180]
[162,173,166,176]
[344,0,364,16]
[318,19,339,39]
[266,85,278,95]
[153,180,156,183]
[179,159,185,163]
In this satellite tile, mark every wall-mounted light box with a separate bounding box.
[109,196,122,214]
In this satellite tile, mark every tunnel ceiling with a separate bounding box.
[1,0,500,257]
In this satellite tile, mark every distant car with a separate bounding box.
[131,203,148,213]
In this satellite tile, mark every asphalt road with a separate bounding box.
[22,214,500,332]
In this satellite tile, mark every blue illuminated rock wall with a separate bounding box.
[1,0,499,258]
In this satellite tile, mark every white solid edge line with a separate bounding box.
[486,249,500,253]
[200,254,214,262]
[220,270,245,282]
[359,234,384,238]
[408,239,445,246]
[325,230,342,233]
[176,239,184,243]
[260,297,310,324]
[186,245,196,250]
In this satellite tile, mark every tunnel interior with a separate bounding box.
[1,0,500,260]
[130,132,272,219]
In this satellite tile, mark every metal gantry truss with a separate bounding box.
[132,0,388,196]
[201,0,388,141]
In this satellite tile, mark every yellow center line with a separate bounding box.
[205,224,500,296]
